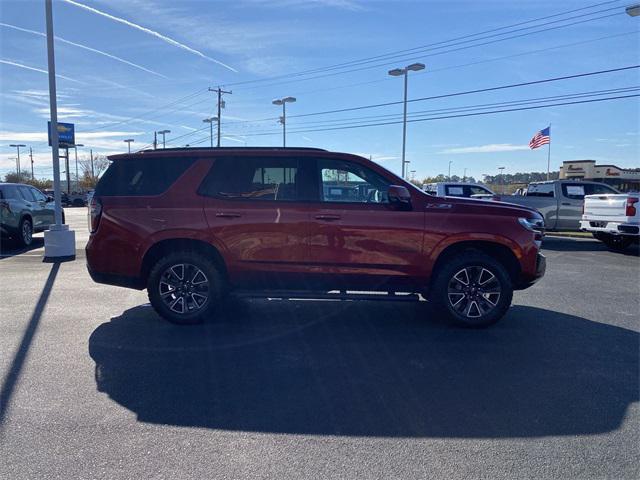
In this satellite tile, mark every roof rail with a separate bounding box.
[135,146,328,153]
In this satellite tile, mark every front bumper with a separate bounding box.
[516,252,546,290]
[579,220,639,236]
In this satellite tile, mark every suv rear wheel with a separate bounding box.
[147,251,224,325]
[429,251,513,328]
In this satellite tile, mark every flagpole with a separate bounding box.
[546,123,551,181]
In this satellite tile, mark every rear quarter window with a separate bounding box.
[95,157,196,196]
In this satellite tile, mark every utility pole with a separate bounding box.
[30,147,34,179]
[463,168,467,182]
[209,87,232,147]
[448,160,453,180]
[153,131,157,150]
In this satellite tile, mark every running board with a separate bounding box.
[231,289,423,302]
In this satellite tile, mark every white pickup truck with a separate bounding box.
[580,193,639,250]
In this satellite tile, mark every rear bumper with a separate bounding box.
[579,220,639,236]
[515,252,546,290]
[87,265,145,290]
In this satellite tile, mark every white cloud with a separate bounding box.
[61,0,237,72]
[438,144,530,154]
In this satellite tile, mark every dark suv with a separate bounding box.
[86,147,546,327]
[0,183,62,247]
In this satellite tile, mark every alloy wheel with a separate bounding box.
[158,263,210,315]
[447,266,502,318]
[22,220,32,245]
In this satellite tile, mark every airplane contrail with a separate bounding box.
[0,22,169,79]
[0,59,84,83]
[61,0,238,72]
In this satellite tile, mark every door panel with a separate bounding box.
[31,187,55,228]
[306,158,425,290]
[17,186,42,229]
[200,156,311,289]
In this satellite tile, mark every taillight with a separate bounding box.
[89,197,102,233]
[626,197,639,217]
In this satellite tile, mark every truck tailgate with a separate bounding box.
[583,194,630,221]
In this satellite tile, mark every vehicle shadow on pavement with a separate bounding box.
[0,237,44,260]
[89,301,639,438]
[542,237,640,256]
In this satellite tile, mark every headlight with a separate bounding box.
[518,217,545,232]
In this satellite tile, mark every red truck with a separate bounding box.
[86,147,546,327]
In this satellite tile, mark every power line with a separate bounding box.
[223,0,624,88]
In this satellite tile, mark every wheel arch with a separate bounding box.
[430,240,522,285]
[140,238,228,284]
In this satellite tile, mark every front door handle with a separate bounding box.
[314,214,341,221]
[561,202,571,206]
[216,212,242,218]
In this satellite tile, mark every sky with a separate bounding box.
[0,0,638,182]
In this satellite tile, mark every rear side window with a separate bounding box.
[585,184,618,196]
[0,185,20,199]
[445,186,465,197]
[199,157,300,201]
[527,183,555,197]
[95,157,195,196]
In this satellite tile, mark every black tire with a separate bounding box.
[17,217,33,247]
[147,251,225,325]
[596,233,633,251]
[429,250,514,328]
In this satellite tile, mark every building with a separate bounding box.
[559,160,640,192]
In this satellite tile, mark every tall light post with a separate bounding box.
[388,62,425,179]
[157,130,170,148]
[9,144,26,177]
[124,138,134,153]
[203,117,218,148]
[463,168,467,183]
[448,160,453,180]
[498,166,506,194]
[73,143,83,192]
[272,96,296,147]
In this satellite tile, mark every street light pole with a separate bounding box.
[124,138,134,153]
[388,62,425,179]
[203,117,218,148]
[9,144,26,177]
[498,166,506,194]
[158,130,170,149]
[272,97,296,147]
[448,160,453,180]
[73,143,84,192]
[463,168,467,182]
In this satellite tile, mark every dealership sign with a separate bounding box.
[48,121,75,148]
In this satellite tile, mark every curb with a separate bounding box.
[545,232,594,240]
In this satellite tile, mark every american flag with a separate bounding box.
[529,126,550,149]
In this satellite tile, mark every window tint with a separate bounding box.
[527,183,555,197]
[30,188,47,202]
[18,186,36,201]
[318,159,391,203]
[95,157,195,196]
[445,185,465,197]
[199,157,300,201]
[0,185,20,199]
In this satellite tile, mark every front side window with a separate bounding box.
[18,186,36,201]
[199,157,299,201]
[445,186,465,197]
[318,159,391,203]
[469,186,492,196]
[30,188,47,202]
[562,183,587,200]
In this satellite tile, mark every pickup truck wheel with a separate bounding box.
[429,251,513,328]
[596,233,633,251]
[147,251,224,325]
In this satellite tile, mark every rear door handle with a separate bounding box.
[314,214,341,221]
[561,202,571,206]
[216,212,242,218]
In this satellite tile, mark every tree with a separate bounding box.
[3,172,52,190]
[78,154,110,189]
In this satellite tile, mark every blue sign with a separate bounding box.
[48,121,75,147]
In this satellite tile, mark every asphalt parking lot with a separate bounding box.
[1,208,638,479]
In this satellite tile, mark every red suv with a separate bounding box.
[86,147,545,327]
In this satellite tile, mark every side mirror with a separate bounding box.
[388,185,412,210]
[47,195,54,202]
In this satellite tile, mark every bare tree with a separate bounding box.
[78,154,110,188]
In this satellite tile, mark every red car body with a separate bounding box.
[86,147,545,325]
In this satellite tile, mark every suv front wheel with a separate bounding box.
[429,251,513,328]
[147,251,224,325]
